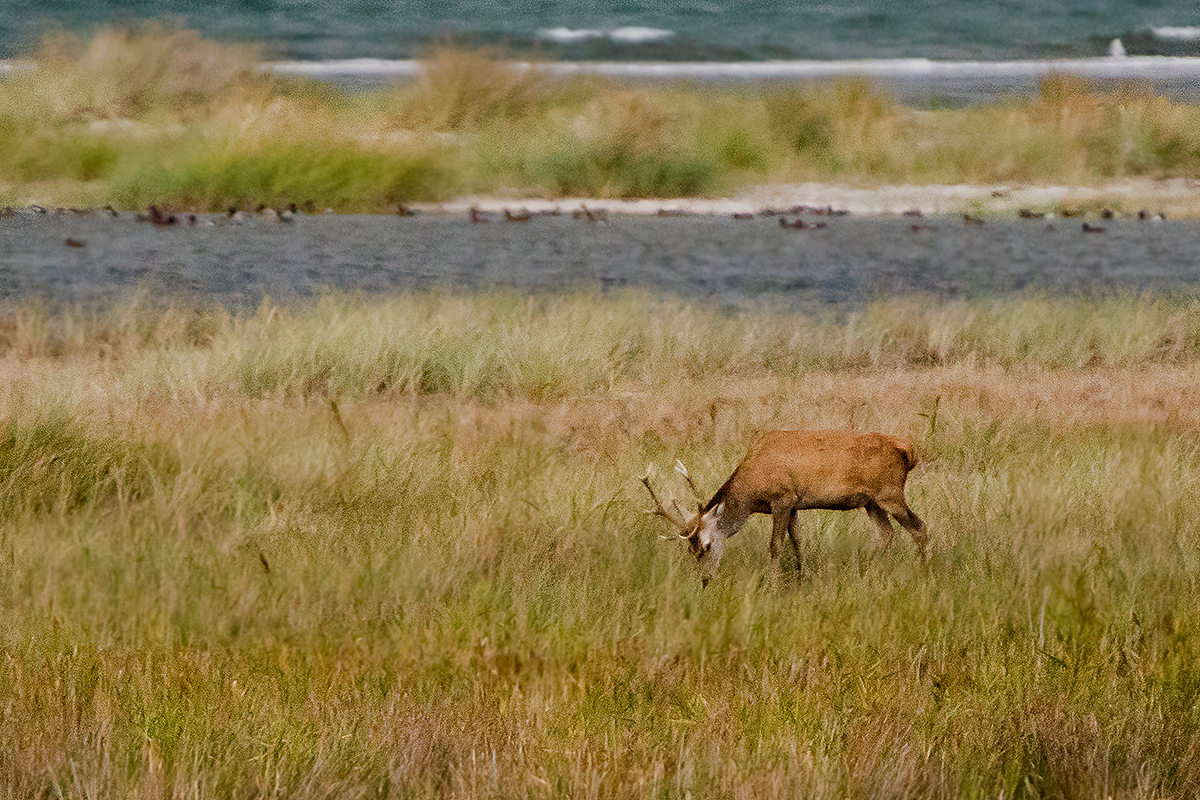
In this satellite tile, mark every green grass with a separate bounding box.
[2,291,1200,797]
[2,26,1200,210]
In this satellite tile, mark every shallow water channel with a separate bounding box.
[1,210,1198,310]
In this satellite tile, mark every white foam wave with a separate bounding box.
[266,55,1200,83]
[268,58,421,76]
[1152,26,1200,40]
[540,55,1200,81]
[538,26,674,44]
[0,59,34,74]
[539,28,605,43]
[609,27,675,43]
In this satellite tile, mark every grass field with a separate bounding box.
[1,291,1200,797]
[1,24,1200,211]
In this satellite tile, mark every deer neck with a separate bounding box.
[696,499,750,545]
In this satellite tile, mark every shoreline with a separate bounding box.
[422,177,1200,218]
[3,178,1195,219]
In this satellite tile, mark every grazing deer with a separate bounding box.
[641,430,927,586]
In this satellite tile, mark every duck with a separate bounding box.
[779,217,824,230]
[147,205,177,226]
[573,205,606,223]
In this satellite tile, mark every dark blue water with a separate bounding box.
[1,1,1197,63]
[1,210,1197,311]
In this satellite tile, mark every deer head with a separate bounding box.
[640,463,726,586]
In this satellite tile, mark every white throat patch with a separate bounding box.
[696,502,725,546]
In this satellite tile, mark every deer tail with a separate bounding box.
[897,437,919,471]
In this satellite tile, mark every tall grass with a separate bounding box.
[2,25,1200,209]
[2,291,1200,797]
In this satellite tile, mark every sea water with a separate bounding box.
[3,0,1198,62]
[2,1,1199,103]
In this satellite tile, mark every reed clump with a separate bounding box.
[16,23,265,123]
[2,290,1200,798]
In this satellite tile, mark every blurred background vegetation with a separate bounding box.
[0,23,1199,210]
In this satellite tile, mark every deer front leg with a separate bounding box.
[787,509,803,573]
[769,502,794,565]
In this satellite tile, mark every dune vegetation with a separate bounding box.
[1,290,1200,797]
[0,23,1199,211]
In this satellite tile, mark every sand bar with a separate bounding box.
[429,178,1200,218]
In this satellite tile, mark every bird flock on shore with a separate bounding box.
[0,200,1174,250]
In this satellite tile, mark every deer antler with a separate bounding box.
[640,473,692,537]
[674,459,705,505]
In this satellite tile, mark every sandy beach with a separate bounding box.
[434,177,1200,218]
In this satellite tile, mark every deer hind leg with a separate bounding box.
[865,501,895,549]
[879,498,928,560]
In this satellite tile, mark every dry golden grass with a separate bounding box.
[1,291,1200,797]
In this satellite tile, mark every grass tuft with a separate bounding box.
[14,21,265,123]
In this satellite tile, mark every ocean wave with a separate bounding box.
[269,58,421,76]
[1152,27,1200,40]
[552,56,1200,80]
[265,55,1200,86]
[538,27,674,44]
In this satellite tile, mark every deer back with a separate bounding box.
[717,430,917,509]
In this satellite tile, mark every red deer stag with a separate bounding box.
[641,430,927,585]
